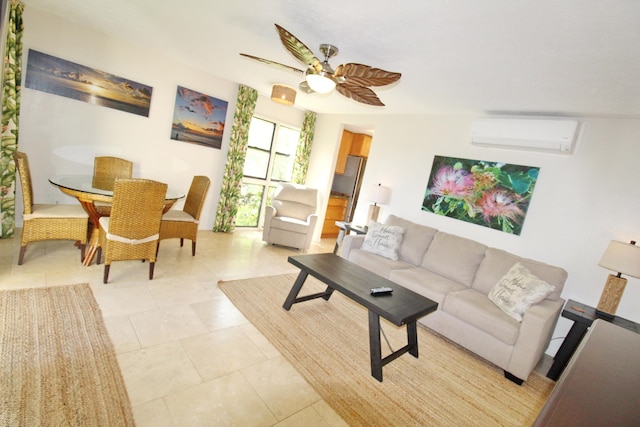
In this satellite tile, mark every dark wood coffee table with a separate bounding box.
[284,253,438,381]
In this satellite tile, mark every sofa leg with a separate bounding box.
[504,371,524,385]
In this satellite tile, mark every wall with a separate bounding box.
[313,113,640,354]
[16,7,309,231]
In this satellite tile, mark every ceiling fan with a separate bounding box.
[240,24,401,106]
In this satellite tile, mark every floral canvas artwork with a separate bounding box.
[171,86,228,149]
[422,156,539,235]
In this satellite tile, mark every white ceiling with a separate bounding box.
[21,0,640,118]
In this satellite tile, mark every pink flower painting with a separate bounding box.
[423,156,539,235]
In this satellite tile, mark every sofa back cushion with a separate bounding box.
[385,215,438,265]
[421,232,487,287]
[471,247,567,300]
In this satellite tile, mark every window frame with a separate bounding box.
[239,115,302,228]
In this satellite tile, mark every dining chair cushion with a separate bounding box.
[162,210,198,223]
[25,204,89,220]
[99,217,159,245]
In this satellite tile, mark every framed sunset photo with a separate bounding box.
[170,86,228,149]
[25,49,152,117]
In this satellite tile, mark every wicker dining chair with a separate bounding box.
[97,178,167,284]
[92,156,133,216]
[158,175,210,256]
[93,156,133,182]
[14,151,89,265]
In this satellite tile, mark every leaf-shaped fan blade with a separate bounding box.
[274,24,323,73]
[335,63,401,87]
[335,83,385,106]
[239,53,305,75]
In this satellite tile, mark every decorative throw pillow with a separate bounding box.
[361,221,405,261]
[488,262,556,322]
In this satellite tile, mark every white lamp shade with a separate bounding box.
[598,240,640,279]
[305,73,336,94]
[366,184,391,205]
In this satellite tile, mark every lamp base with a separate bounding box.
[367,204,381,224]
[596,274,627,318]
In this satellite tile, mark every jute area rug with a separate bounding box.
[219,274,554,426]
[0,283,135,427]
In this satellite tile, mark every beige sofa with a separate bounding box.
[340,215,568,384]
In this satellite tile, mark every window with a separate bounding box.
[236,117,301,227]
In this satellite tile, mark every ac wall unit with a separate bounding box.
[470,118,579,154]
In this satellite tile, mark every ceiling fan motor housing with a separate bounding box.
[319,44,339,60]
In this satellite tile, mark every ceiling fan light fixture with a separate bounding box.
[270,84,296,106]
[306,72,336,94]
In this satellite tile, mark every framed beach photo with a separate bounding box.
[170,86,228,149]
[25,49,153,117]
[422,155,540,235]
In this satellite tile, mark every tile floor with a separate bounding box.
[0,229,348,427]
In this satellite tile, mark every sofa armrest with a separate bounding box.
[304,214,319,248]
[306,213,318,226]
[507,298,565,380]
[262,205,276,240]
[340,234,365,260]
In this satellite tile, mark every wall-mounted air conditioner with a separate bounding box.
[470,118,580,154]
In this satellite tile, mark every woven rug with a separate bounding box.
[219,274,554,426]
[0,284,135,426]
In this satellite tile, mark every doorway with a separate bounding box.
[321,129,372,238]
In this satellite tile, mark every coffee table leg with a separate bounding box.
[368,310,383,382]
[407,321,418,358]
[283,270,309,310]
[322,287,335,301]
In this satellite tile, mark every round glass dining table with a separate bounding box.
[49,175,185,266]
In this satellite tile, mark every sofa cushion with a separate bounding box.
[385,215,438,266]
[488,262,555,322]
[272,201,315,221]
[442,289,520,345]
[421,232,487,287]
[471,247,567,300]
[361,221,405,261]
[347,249,414,278]
[269,216,312,233]
[389,268,467,304]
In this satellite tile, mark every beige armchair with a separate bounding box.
[262,183,318,250]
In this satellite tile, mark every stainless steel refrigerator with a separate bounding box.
[330,155,366,222]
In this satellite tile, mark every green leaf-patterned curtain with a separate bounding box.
[291,111,316,185]
[0,0,24,238]
[213,84,258,232]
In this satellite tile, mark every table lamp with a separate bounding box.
[366,183,391,223]
[596,240,640,318]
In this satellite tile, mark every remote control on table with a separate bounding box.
[370,287,393,296]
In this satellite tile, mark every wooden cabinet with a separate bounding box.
[321,196,348,237]
[350,133,372,157]
[335,131,353,175]
[335,131,372,174]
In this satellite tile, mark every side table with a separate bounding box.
[547,299,640,380]
[333,221,368,254]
